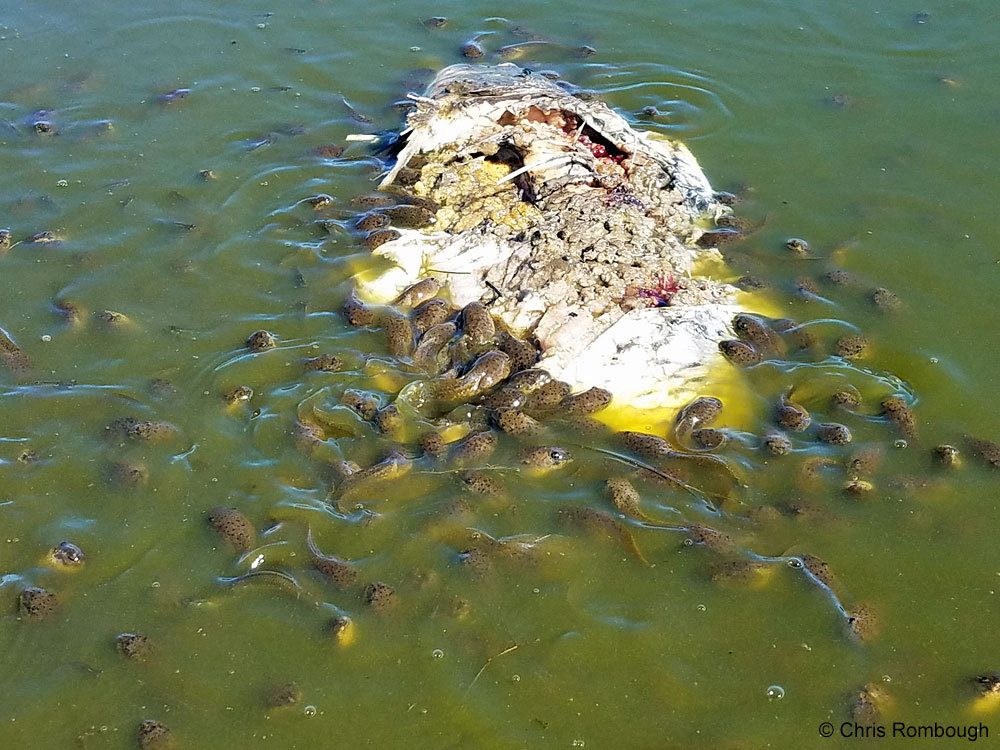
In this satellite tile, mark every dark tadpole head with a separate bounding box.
[52,541,85,566]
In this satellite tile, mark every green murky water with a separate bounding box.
[3,1,1000,747]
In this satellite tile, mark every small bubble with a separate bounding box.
[56,179,68,187]
[431,649,444,659]
[882,674,892,683]
[303,705,316,717]
[929,357,939,364]
[250,86,261,93]
[511,674,520,682]
[151,581,160,588]
[696,603,706,612]
[766,685,785,700]
[409,46,421,52]
[571,741,585,748]
[256,23,267,29]
[40,335,51,343]
[893,439,908,449]
[533,587,540,594]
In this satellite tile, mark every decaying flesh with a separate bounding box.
[354,64,744,410]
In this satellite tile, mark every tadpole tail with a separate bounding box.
[218,568,304,596]
[579,444,731,505]
[662,448,744,491]
[620,530,651,568]
[305,526,322,559]
[747,552,851,618]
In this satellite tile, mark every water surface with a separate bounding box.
[2,1,999,747]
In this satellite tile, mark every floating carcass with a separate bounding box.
[352,63,750,418]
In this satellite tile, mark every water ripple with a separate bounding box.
[577,62,737,141]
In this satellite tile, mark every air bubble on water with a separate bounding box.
[882,674,892,683]
[431,649,444,659]
[511,674,520,682]
[303,705,316,717]
[571,741,585,747]
[40,335,51,343]
[766,685,785,700]
[893,439,908,449]
[151,581,160,588]
[696,603,706,612]
[250,554,265,570]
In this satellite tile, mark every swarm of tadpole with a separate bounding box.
[78,72,990,742]
[22,67,980,741]
[305,240,1000,670]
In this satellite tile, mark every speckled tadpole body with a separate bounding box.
[558,505,651,566]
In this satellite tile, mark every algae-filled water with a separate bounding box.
[3,1,1000,748]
